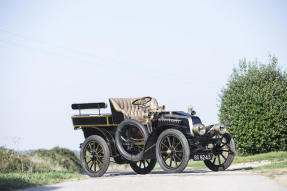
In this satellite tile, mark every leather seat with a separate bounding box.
[109,97,159,123]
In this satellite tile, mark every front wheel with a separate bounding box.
[156,129,190,173]
[204,132,235,171]
[80,135,110,177]
[130,159,157,174]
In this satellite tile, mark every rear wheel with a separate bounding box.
[130,159,157,174]
[204,132,235,171]
[156,129,190,173]
[80,135,110,177]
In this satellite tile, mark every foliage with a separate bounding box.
[0,147,81,173]
[29,147,82,172]
[0,147,32,173]
[219,56,287,154]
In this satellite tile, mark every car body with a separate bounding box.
[71,97,235,177]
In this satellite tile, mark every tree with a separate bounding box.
[219,56,287,154]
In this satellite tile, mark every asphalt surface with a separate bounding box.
[20,170,287,191]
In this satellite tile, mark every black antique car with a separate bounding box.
[71,97,235,177]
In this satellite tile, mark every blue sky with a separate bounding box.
[1,0,287,150]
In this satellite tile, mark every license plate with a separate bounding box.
[192,154,213,161]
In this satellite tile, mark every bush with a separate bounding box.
[29,147,81,172]
[0,147,81,173]
[219,56,287,154]
[0,147,32,172]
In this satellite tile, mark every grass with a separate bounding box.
[233,152,287,164]
[0,172,83,191]
[151,151,287,170]
[254,161,287,170]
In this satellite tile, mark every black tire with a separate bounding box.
[156,129,190,173]
[130,159,157,174]
[204,132,235,171]
[80,135,110,177]
[115,119,149,162]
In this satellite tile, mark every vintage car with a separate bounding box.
[71,97,235,177]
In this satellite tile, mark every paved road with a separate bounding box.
[20,170,286,191]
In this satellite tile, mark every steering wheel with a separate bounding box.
[132,96,152,106]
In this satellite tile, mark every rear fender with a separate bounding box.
[82,127,117,156]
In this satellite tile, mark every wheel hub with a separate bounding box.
[167,147,176,155]
[213,144,223,155]
[91,152,98,161]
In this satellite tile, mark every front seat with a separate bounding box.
[109,97,159,124]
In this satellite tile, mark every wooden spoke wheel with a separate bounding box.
[156,129,190,173]
[130,159,157,174]
[80,135,110,177]
[204,132,235,171]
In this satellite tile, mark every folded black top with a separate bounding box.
[71,102,107,110]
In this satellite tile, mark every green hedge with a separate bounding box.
[219,56,287,154]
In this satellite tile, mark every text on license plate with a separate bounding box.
[193,154,213,161]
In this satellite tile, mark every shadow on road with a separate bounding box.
[18,186,61,191]
[105,169,210,177]
[227,167,254,171]
[105,167,255,177]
